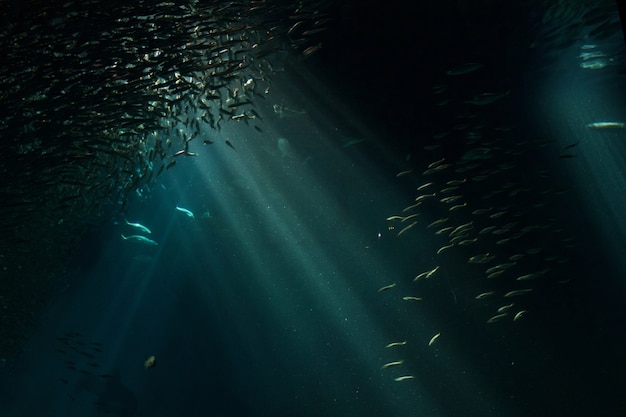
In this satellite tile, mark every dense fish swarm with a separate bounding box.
[378,0,623,380]
[0,0,331,361]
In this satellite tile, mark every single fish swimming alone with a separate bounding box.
[121,234,158,246]
[124,219,152,234]
[175,206,195,218]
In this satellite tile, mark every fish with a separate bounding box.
[440,195,464,204]
[465,91,510,106]
[586,121,625,129]
[124,219,152,234]
[144,355,156,369]
[472,207,493,215]
[487,270,505,279]
[396,221,417,237]
[504,289,533,297]
[446,62,484,76]
[394,375,414,382]
[437,244,454,254]
[277,137,295,158]
[401,213,419,222]
[175,206,195,218]
[396,170,413,177]
[416,182,434,191]
[121,234,158,246]
[516,273,539,281]
[468,253,495,264]
[415,193,436,202]
[487,313,508,323]
[426,266,440,278]
[457,238,478,246]
[341,138,365,148]
[378,283,396,292]
[497,303,515,313]
[381,360,404,369]
[427,218,448,228]
[475,291,495,299]
[225,139,237,150]
[428,332,441,346]
[402,296,423,301]
[513,310,527,321]
[385,341,407,348]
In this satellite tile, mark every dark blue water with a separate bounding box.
[2,1,626,417]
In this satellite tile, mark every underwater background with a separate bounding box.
[1,0,626,416]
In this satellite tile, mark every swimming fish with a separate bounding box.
[121,234,158,246]
[144,355,156,369]
[385,341,407,348]
[428,332,441,346]
[124,219,151,234]
[381,360,404,369]
[175,206,195,218]
[586,121,625,129]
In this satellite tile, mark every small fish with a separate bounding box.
[516,273,538,281]
[440,195,463,204]
[175,206,195,218]
[449,203,467,211]
[586,121,625,129]
[378,283,397,292]
[225,139,236,150]
[394,375,415,382]
[504,289,533,297]
[402,296,423,301]
[449,222,473,237]
[446,62,484,76]
[396,170,413,177]
[475,291,495,300]
[513,310,527,321]
[428,332,441,346]
[385,341,407,348]
[381,360,404,369]
[415,193,436,202]
[468,253,495,264]
[420,266,440,279]
[465,91,510,106]
[487,313,508,323]
[416,182,434,191]
[437,244,454,254]
[144,355,156,369]
[497,303,515,313]
[121,234,158,246]
[396,221,417,237]
[427,218,448,228]
[401,213,419,222]
[124,219,151,234]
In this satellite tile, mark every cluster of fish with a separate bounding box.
[54,331,112,385]
[120,206,197,246]
[378,53,583,380]
[54,331,140,414]
[121,218,157,246]
[0,0,331,361]
[536,0,621,50]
